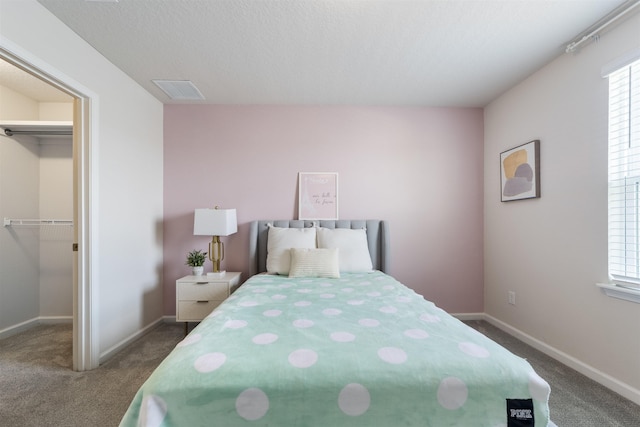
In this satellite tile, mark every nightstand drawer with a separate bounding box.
[178,281,228,301]
[175,272,241,328]
[177,300,223,321]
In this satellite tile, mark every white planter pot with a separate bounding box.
[192,266,204,276]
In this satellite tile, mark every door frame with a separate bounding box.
[0,39,99,370]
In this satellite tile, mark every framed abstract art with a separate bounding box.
[500,140,540,202]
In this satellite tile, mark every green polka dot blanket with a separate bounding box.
[121,272,550,427]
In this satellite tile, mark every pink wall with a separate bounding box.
[163,106,483,314]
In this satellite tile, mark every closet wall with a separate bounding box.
[0,84,73,336]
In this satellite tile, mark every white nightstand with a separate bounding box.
[176,272,241,334]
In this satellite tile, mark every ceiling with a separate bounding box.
[30,0,636,107]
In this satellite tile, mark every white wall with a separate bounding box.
[484,13,640,404]
[37,105,74,318]
[39,102,73,121]
[0,0,164,357]
[0,85,38,119]
[0,83,43,331]
[39,141,73,318]
[0,134,40,330]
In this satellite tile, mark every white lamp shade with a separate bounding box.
[193,208,237,236]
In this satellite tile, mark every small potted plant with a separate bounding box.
[186,249,207,276]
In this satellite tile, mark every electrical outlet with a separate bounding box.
[508,291,516,306]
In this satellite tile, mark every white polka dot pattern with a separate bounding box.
[239,300,260,307]
[288,349,318,368]
[378,347,408,364]
[437,377,468,410]
[122,271,551,427]
[139,395,167,427]
[320,293,336,298]
[459,342,490,358]
[194,352,226,373]
[206,310,224,319]
[177,333,201,347]
[331,331,356,342]
[236,388,269,420]
[252,333,278,345]
[358,318,380,327]
[529,371,551,401]
[293,319,314,328]
[294,300,312,307]
[224,320,247,329]
[263,309,282,317]
[420,313,441,323]
[338,383,370,416]
[404,329,429,339]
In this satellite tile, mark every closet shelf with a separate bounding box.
[3,218,73,227]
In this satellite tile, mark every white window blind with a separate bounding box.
[608,57,640,285]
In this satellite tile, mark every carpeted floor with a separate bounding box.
[465,321,640,427]
[0,320,638,426]
[0,322,183,427]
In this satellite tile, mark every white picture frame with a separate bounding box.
[298,172,339,220]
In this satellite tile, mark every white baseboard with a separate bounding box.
[39,316,73,324]
[452,312,484,321]
[162,315,177,323]
[0,318,39,339]
[484,314,640,406]
[0,316,73,339]
[99,318,164,364]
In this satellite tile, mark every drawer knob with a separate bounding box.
[196,300,209,303]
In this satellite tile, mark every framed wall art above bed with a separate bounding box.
[298,172,338,220]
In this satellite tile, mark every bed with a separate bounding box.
[121,220,551,427]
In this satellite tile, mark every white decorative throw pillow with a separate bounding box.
[266,226,317,275]
[289,248,340,278]
[317,227,373,272]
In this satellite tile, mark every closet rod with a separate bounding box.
[3,218,74,227]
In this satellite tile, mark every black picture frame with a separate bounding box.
[500,140,540,202]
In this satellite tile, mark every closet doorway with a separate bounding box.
[0,46,97,371]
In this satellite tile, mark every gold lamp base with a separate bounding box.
[208,235,225,274]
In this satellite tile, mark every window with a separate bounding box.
[608,57,640,286]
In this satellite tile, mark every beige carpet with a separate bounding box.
[1,321,638,426]
[0,323,182,427]
[465,320,639,427]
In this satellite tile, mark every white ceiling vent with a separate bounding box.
[152,80,205,100]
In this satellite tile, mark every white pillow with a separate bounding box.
[266,226,317,275]
[289,248,340,278]
[317,227,373,272]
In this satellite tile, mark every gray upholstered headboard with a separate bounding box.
[248,220,390,277]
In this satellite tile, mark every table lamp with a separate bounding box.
[193,207,237,277]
